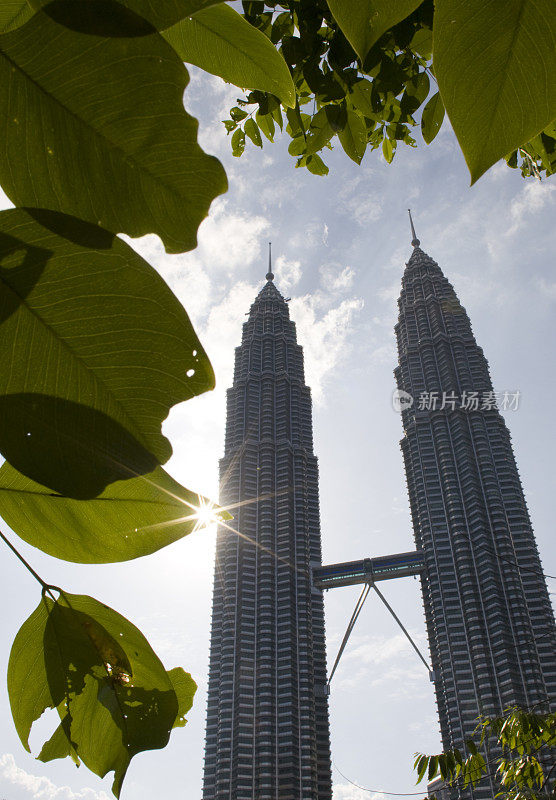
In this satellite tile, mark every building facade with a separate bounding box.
[395,227,556,798]
[203,266,332,800]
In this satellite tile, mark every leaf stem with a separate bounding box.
[0,527,57,600]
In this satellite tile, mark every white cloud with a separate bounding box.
[0,754,110,800]
[507,180,556,235]
[536,278,556,300]
[289,294,364,404]
[194,199,270,275]
[320,264,356,293]
[333,780,386,800]
[332,632,430,696]
[202,281,258,387]
[275,255,302,292]
[120,200,270,328]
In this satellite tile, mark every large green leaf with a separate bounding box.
[0,462,225,562]
[0,3,227,253]
[326,0,422,63]
[163,4,295,107]
[8,592,196,797]
[0,0,33,31]
[0,209,213,498]
[0,0,226,34]
[434,0,556,183]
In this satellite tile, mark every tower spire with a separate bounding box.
[266,242,274,281]
[408,209,420,247]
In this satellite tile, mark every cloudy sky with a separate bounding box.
[1,65,555,800]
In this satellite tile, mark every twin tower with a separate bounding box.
[202,232,556,800]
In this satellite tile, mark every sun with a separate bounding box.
[193,498,221,531]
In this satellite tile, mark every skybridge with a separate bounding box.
[312,550,425,590]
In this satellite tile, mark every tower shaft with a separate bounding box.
[395,245,556,798]
[203,278,332,800]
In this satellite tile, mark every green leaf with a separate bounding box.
[348,79,375,119]
[0,462,227,563]
[163,4,295,107]
[403,70,430,107]
[338,109,367,163]
[434,0,556,183]
[382,135,394,163]
[230,106,249,122]
[326,0,422,63]
[0,209,213,498]
[256,110,275,142]
[231,127,246,157]
[410,27,433,60]
[168,667,197,728]
[8,592,195,798]
[0,0,33,32]
[7,597,51,750]
[0,3,226,254]
[421,91,445,144]
[288,136,307,156]
[1,0,226,34]
[304,153,329,176]
[304,107,335,155]
[244,117,263,147]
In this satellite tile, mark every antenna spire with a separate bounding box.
[408,209,420,247]
[266,242,274,281]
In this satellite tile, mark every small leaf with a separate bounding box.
[382,136,394,163]
[421,91,445,144]
[338,109,367,164]
[305,153,329,176]
[163,4,295,107]
[0,3,227,253]
[403,70,430,107]
[256,110,275,142]
[231,128,246,157]
[230,106,248,122]
[348,79,375,119]
[305,107,335,155]
[288,136,307,156]
[434,0,556,183]
[0,209,213,498]
[410,26,432,60]
[168,667,197,728]
[0,462,229,563]
[244,118,263,147]
[428,755,439,782]
[9,592,196,798]
[326,0,422,63]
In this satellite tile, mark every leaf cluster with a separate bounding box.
[9,591,197,797]
[222,0,556,182]
[223,0,434,173]
[415,707,556,800]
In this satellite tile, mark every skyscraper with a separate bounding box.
[395,220,556,798]
[203,260,332,800]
